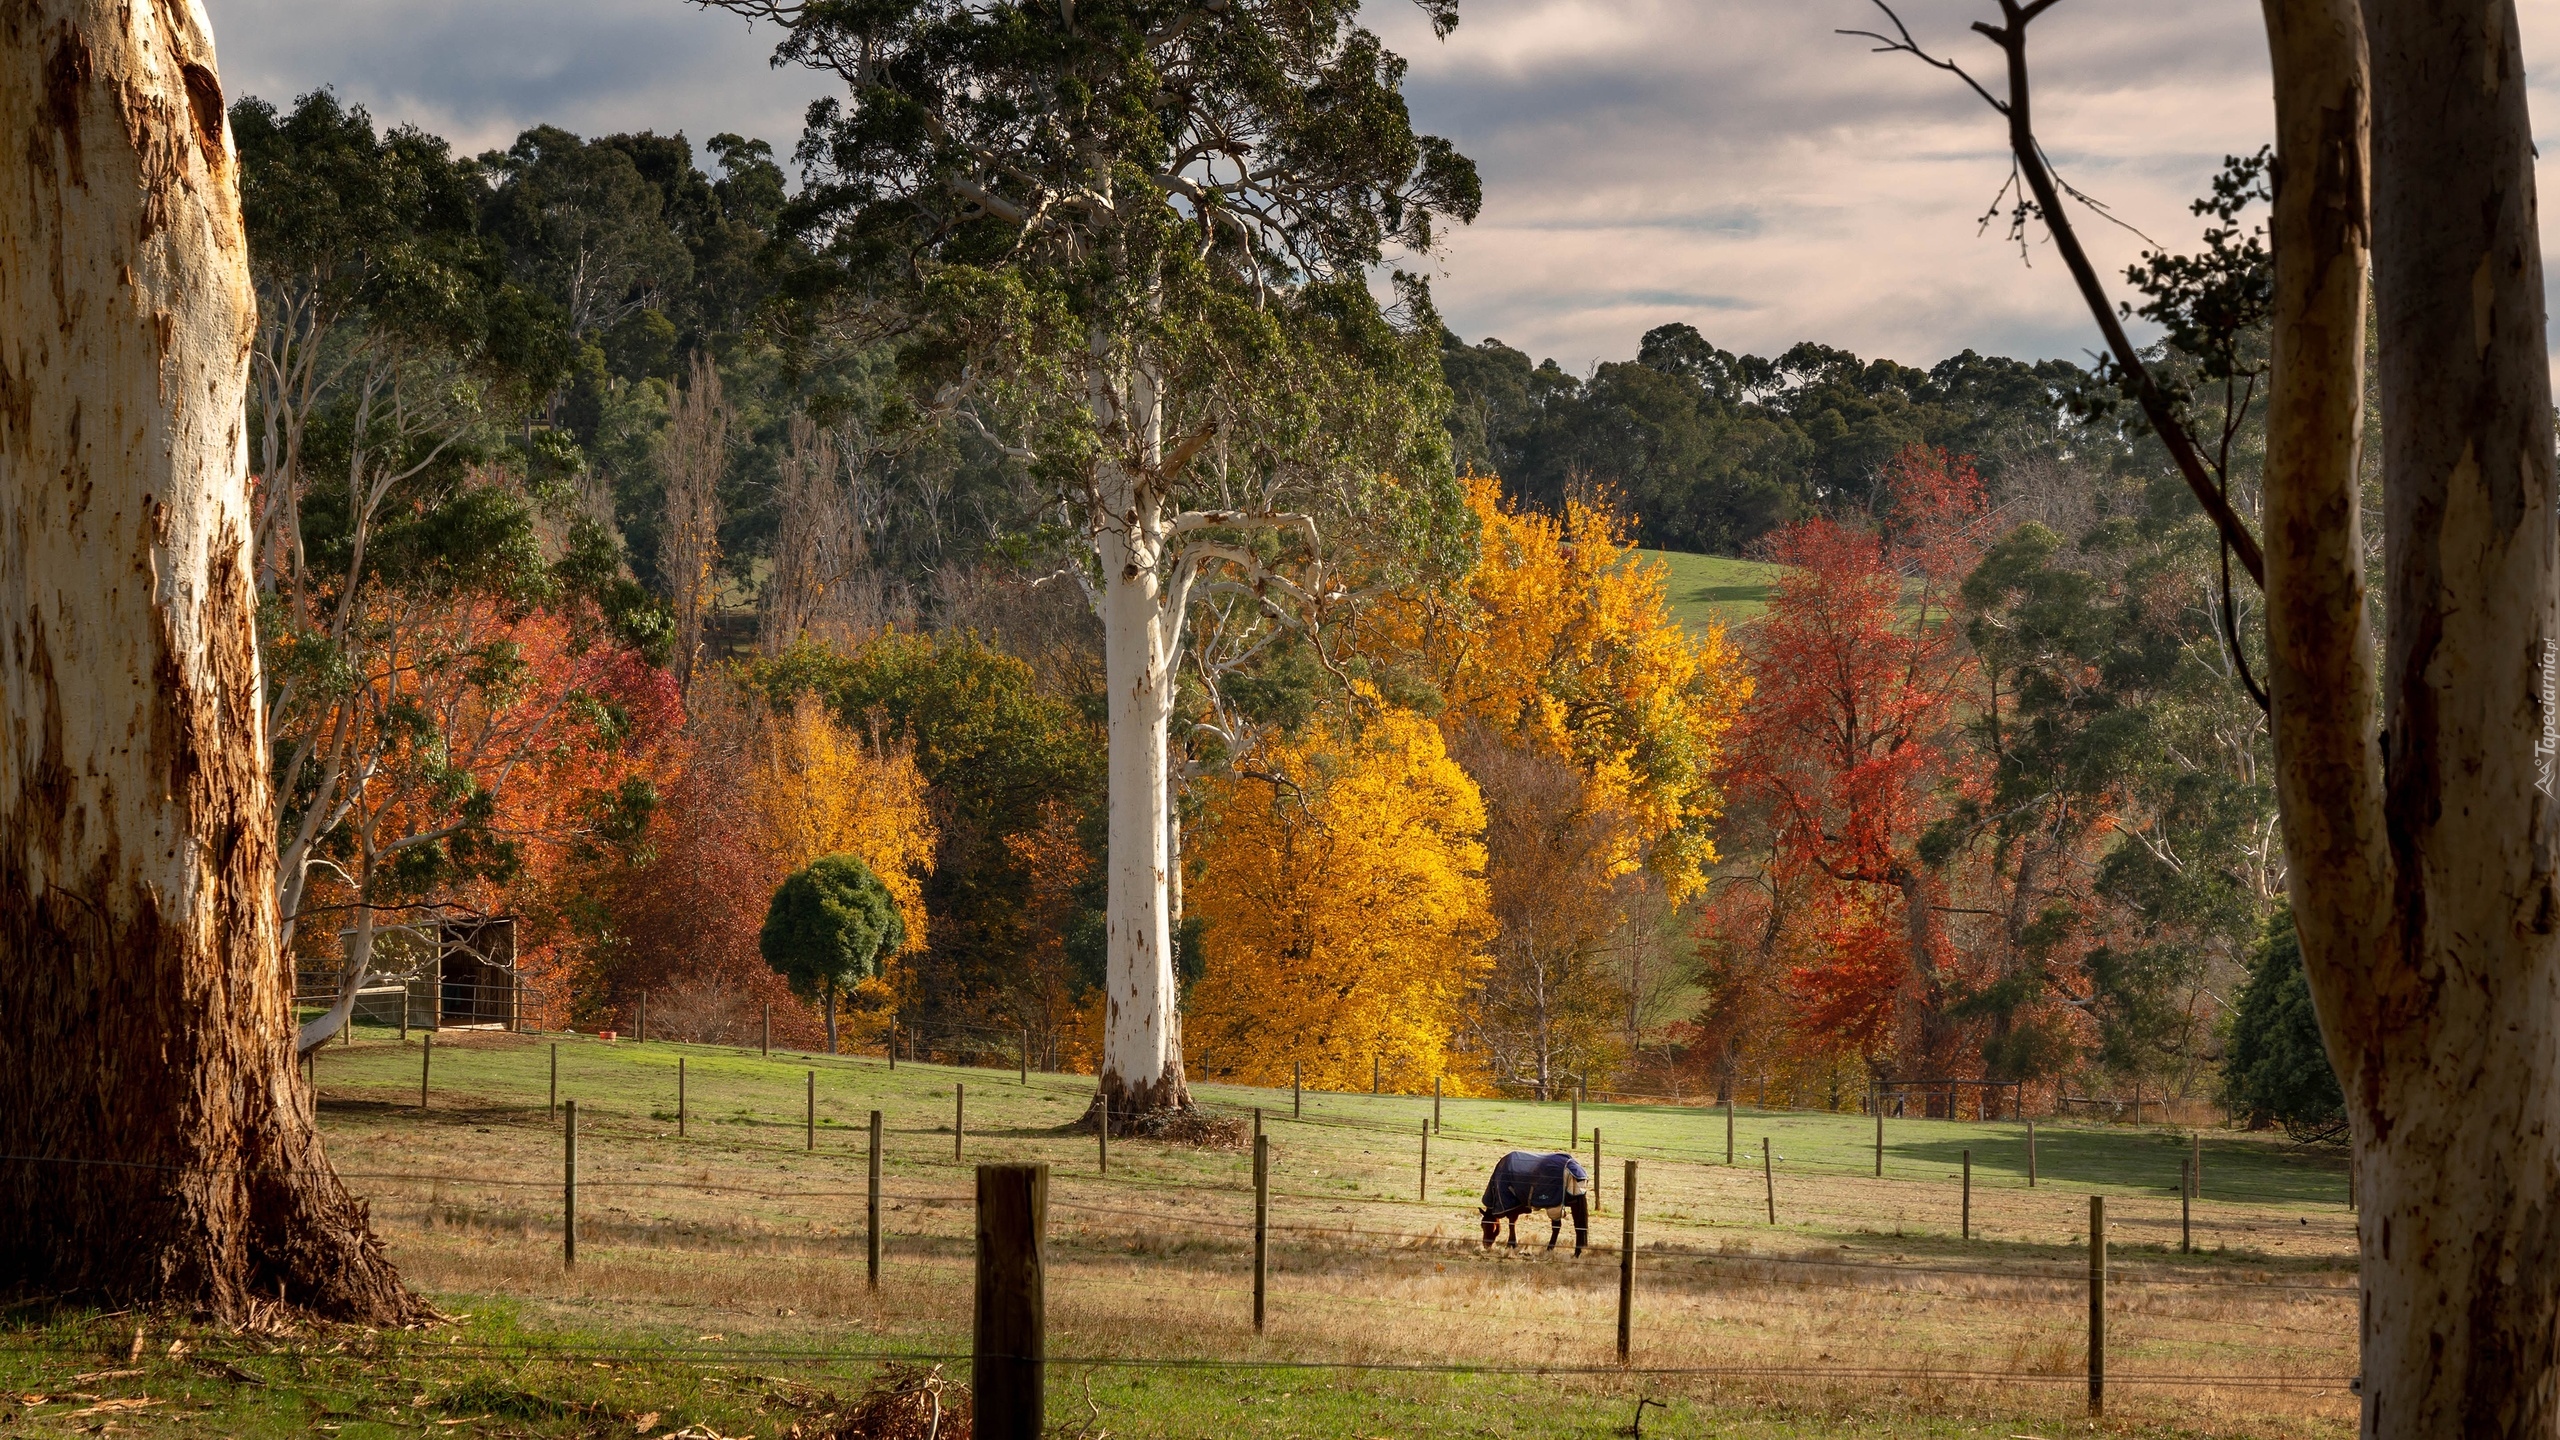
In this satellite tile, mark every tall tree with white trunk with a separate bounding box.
[708,0,1481,1119]
[1858,0,2560,1426]
[0,0,413,1317]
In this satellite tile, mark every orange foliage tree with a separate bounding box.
[1702,445,1987,1100]
[1184,700,1493,1092]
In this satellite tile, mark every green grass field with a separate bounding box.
[0,1029,2360,1438]
[1629,549,1790,631]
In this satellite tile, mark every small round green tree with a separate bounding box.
[760,854,904,1056]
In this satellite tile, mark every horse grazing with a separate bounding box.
[1477,1150,1589,1254]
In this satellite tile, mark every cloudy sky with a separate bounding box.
[210,0,2560,373]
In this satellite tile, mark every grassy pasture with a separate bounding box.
[0,1028,2360,1437]
[1630,549,1789,631]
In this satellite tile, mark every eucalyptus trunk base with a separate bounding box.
[1073,1073,1242,1146]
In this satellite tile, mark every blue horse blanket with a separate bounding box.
[1479,1150,1586,1217]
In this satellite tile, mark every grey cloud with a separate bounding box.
[211,0,829,155]
[205,0,2560,373]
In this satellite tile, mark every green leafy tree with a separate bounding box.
[2220,909,2345,1141]
[704,0,1482,1118]
[762,854,908,1054]
[1932,472,2279,1100]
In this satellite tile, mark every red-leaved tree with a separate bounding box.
[1708,447,1987,1093]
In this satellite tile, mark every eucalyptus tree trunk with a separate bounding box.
[1094,362,1190,1119]
[2264,0,2560,1429]
[0,0,413,1320]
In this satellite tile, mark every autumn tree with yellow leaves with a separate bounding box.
[746,693,937,1043]
[1185,702,1494,1093]
[1360,478,1750,1091]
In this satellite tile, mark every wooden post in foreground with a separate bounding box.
[973,1163,1048,1440]
[867,1109,883,1288]
[419,1032,432,1109]
[678,1056,688,1138]
[1253,1134,1270,1334]
[1762,1138,1775,1223]
[562,1099,578,1271]
[1616,1160,1637,1363]
[2088,1195,2107,1417]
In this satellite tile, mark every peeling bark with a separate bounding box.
[0,0,415,1321]
[2266,0,2560,1429]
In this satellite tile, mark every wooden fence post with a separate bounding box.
[1372,1055,1380,1095]
[868,1109,883,1289]
[419,1032,432,1109]
[2027,1118,2037,1188]
[1616,1160,1637,1364]
[2088,1195,2107,1417]
[1763,1137,1776,1223]
[2191,1131,2202,1199]
[1433,1075,1442,1133]
[1253,1133,1269,1334]
[1961,1149,1971,1239]
[1418,1119,1429,1201]
[678,1057,688,1138]
[806,1070,816,1151]
[888,1023,897,1071]
[562,1098,577,1271]
[2181,1158,2193,1253]
[1020,1028,1029,1084]
[955,1082,966,1162]
[973,1163,1048,1440]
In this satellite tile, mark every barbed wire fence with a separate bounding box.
[8,1024,2362,1429]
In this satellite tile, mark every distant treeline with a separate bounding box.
[1441,324,2087,554]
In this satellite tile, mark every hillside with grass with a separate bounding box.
[1631,549,1790,631]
